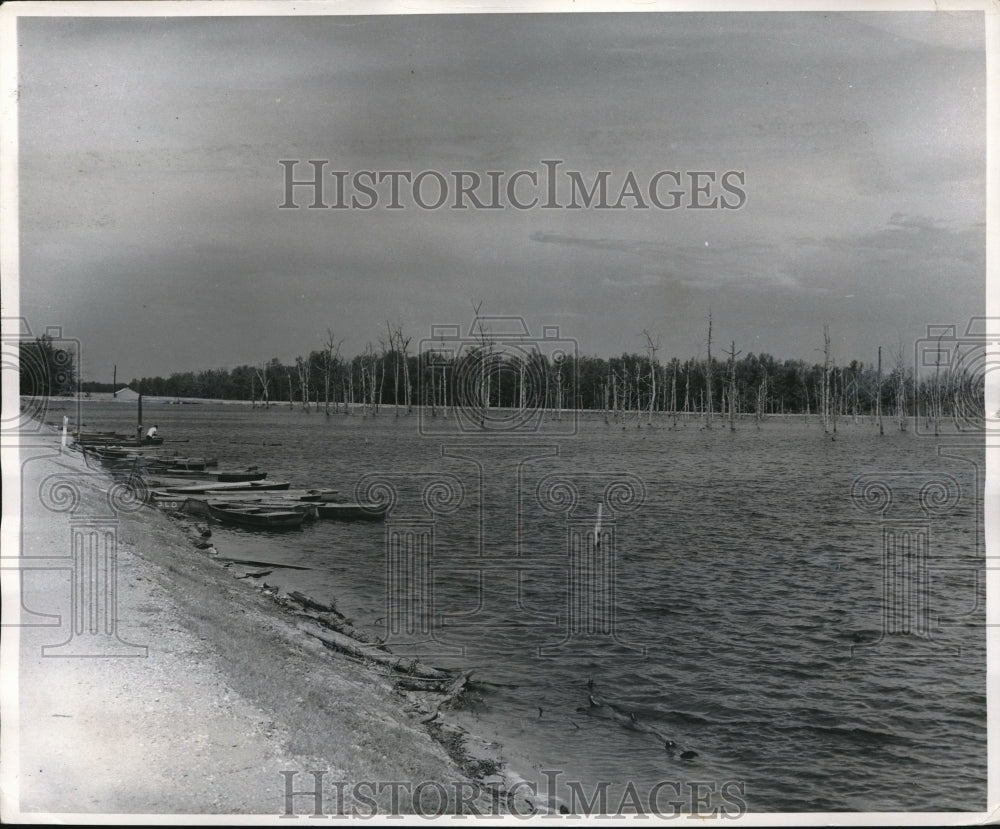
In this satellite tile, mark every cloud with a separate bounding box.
[530,231,808,294]
[12,12,985,378]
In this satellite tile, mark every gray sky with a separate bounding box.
[14,11,986,382]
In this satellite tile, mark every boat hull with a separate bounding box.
[158,480,291,494]
[206,503,305,529]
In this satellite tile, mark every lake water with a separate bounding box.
[59,400,987,813]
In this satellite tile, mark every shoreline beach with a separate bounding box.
[4,424,536,820]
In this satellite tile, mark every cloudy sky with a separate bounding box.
[10,9,986,382]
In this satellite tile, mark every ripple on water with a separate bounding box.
[77,404,986,813]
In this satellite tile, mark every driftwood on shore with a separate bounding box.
[216,557,312,571]
[287,590,337,614]
[283,590,385,645]
[295,620,451,681]
[416,670,473,723]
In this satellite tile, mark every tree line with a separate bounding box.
[119,322,980,431]
[19,335,78,397]
[18,322,980,433]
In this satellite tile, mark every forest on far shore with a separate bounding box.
[24,317,981,431]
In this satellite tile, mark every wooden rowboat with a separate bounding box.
[204,498,318,520]
[214,470,267,482]
[146,468,266,482]
[149,491,191,512]
[159,480,291,494]
[206,503,305,529]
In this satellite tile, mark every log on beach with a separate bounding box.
[287,590,339,615]
[215,557,312,571]
[295,620,452,681]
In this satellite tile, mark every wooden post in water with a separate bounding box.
[137,393,143,443]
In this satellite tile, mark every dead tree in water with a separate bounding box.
[704,312,714,428]
[322,329,343,417]
[929,332,945,436]
[426,349,438,417]
[831,367,839,435]
[384,322,400,416]
[554,358,564,422]
[359,343,372,417]
[894,343,908,432]
[470,300,493,426]
[755,371,768,429]
[642,329,660,426]
[396,325,413,414]
[609,366,619,424]
[877,346,884,436]
[295,356,311,412]
[683,359,690,419]
[360,343,380,416]
[254,363,270,409]
[821,325,831,434]
[376,337,388,414]
[799,367,810,425]
[724,340,741,432]
[670,360,678,429]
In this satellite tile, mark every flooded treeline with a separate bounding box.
[124,327,982,428]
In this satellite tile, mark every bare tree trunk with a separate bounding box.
[877,346,884,436]
[671,361,678,428]
[705,312,714,428]
[683,362,690,417]
[822,325,831,434]
[398,329,413,414]
[642,329,659,427]
[255,364,270,409]
[756,371,767,429]
[442,364,449,415]
[724,340,740,432]
[830,369,843,434]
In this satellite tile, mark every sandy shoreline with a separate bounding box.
[2,427,538,821]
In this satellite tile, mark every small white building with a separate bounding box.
[112,386,141,401]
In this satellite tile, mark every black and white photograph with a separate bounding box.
[0,1,994,823]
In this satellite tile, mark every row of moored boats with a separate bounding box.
[78,432,387,530]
